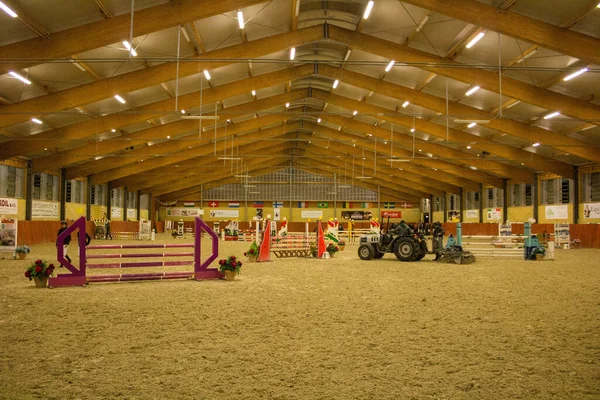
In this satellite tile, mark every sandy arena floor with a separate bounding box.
[1,235,599,399]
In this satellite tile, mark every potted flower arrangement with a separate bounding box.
[244,241,259,262]
[337,240,346,251]
[310,243,318,258]
[25,259,55,287]
[16,245,31,260]
[218,255,242,281]
[327,242,339,257]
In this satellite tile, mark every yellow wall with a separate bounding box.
[17,198,26,220]
[538,204,573,224]
[140,210,149,221]
[65,203,86,220]
[580,202,600,224]
[508,206,534,223]
[432,211,444,223]
[90,205,107,221]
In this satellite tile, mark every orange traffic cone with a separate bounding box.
[257,219,271,262]
[317,220,327,258]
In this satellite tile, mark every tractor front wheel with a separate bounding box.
[358,244,375,260]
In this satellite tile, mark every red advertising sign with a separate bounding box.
[381,211,402,218]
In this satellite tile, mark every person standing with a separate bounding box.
[432,222,445,261]
[57,221,72,267]
[105,219,113,240]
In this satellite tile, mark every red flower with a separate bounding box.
[35,259,42,265]
[231,261,237,267]
[249,249,255,254]
[238,261,242,267]
[25,271,30,278]
[48,263,55,269]
[244,252,247,256]
[231,256,236,261]
[35,266,42,273]
[219,260,225,265]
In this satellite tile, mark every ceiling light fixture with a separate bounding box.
[402,101,409,108]
[466,32,485,49]
[9,71,32,85]
[180,25,191,42]
[363,1,374,19]
[454,119,490,124]
[543,111,560,120]
[410,128,415,132]
[218,156,241,160]
[285,103,290,108]
[470,166,478,170]
[353,110,358,116]
[203,70,211,80]
[465,86,480,96]
[111,128,116,132]
[467,122,477,128]
[563,67,589,81]
[122,41,137,57]
[416,15,429,32]
[467,145,471,149]
[114,94,126,104]
[181,109,185,114]
[386,158,410,162]
[237,10,245,29]
[505,101,520,109]
[532,142,540,147]
[317,118,322,123]
[251,90,256,96]
[516,49,538,64]
[31,118,43,124]
[385,60,395,72]
[181,115,220,120]
[332,79,339,89]
[0,1,17,17]
[290,47,295,60]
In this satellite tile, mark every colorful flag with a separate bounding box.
[384,202,395,209]
[253,201,264,208]
[273,201,284,208]
[183,202,195,207]
[208,201,219,208]
[297,202,308,208]
[340,202,352,208]
[361,202,371,208]
[228,202,240,208]
[318,202,329,208]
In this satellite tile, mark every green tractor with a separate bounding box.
[357,222,422,261]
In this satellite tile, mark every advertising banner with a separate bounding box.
[0,197,18,215]
[127,209,136,220]
[545,205,568,220]
[466,209,479,219]
[111,207,122,219]
[341,211,372,220]
[209,209,239,218]
[32,201,59,219]
[381,211,402,218]
[0,219,17,252]
[301,210,322,219]
[486,208,502,220]
[583,203,600,219]
[139,220,151,240]
[166,208,204,217]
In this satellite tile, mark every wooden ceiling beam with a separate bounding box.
[84,121,297,183]
[0,25,323,128]
[1,0,49,38]
[400,0,600,65]
[327,25,600,124]
[0,65,314,160]
[32,91,306,171]
[0,0,266,75]
[312,89,573,179]
[318,65,599,162]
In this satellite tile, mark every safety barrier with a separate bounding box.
[50,216,221,287]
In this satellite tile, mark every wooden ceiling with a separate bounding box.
[1,0,599,201]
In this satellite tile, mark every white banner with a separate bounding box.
[545,205,568,220]
[583,203,600,219]
[274,208,281,221]
[302,210,323,219]
[486,208,502,220]
[466,209,479,219]
[0,197,18,215]
[139,220,151,240]
[127,209,136,220]
[32,201,59,219]
[0,219,17,252]
[166,208,204,217]
[111,207,122,218]
[209,209,239,218]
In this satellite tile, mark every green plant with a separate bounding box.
[171,231,179,238]
[244,241,259,258]
[218,255,243,274]
[16,245,31,254]
[327,242,339,254]
[309,243,317,257]
[24,259,55,281]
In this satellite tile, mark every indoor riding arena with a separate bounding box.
[1,1,599,399]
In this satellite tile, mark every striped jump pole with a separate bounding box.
[49,217,221,287]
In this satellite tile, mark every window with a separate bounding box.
[511,183,533,207]
[465,191,480,210]
[0,165,24,198]
[485,188,504,208]
[111,188,124,207]
[66,180,85,203]
[582,172,600,202]
[433,196,444,212]
[448,194,460,211]
[541,178,572,205]
[127,191,137,210]
[32,173,58,201]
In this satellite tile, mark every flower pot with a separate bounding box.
[33,276,48,288]
[338,245,345,251]
[224,270,237,281]
[329,252,335,258]
[247,255,258,263]
[18,253,27,260]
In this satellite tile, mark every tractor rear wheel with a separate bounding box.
[394,237,417,261]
